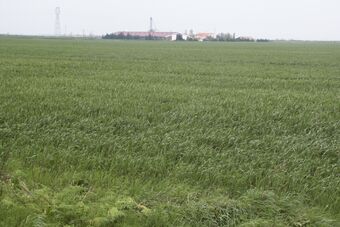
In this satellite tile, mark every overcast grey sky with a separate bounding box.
[0,0,339,40]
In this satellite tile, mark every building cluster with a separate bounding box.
[104,31,247,42]
[101,17,261,41]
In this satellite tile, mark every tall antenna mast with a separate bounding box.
[55,7,61,36]
[149,17,154,32]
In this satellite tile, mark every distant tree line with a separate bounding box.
[210,33,271,42]
[216,33,236,41]
[256,39,271,42]
[102,33,163,40]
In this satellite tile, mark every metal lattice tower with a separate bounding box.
[55,7,61,36]
[149,17,154,32]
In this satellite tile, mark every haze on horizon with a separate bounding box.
[0,0,339,41]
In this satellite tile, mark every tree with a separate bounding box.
[176,34,184,41]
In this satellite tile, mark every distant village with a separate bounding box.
[103,31,269,42]
[102,18,269,42]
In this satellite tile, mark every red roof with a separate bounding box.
[196,33,214,38]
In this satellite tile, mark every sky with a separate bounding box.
[0,0,339,40]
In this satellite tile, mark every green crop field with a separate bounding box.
[0,37,339,226]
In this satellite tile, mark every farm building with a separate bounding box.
[195,32,216,41]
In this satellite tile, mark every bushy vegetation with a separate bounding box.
[0,37,339,226]
[103,33,164,40]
